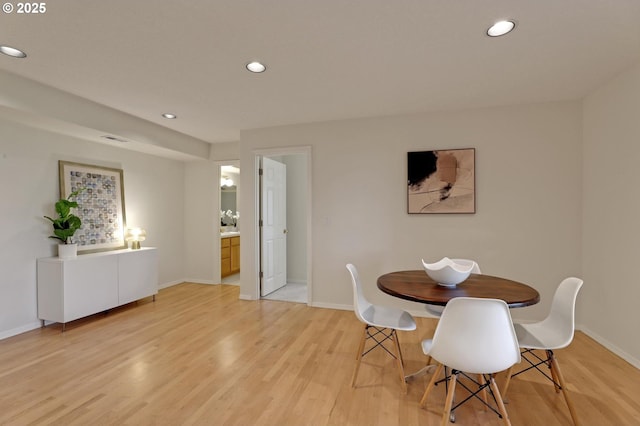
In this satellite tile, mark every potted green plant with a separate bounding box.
[44,188,84,258]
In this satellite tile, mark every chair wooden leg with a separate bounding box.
[489,375,512,426]
[351,324,368,387]
[394,330,406,365]
[478,374,488,410]
[391,330,408,393]
[355,324,367,360]
[441,372,458,426]
[550,366,561,393]
[549,354,580,426]
[502,365,514,402]
[547,350,561,393]
[420,363,443,408]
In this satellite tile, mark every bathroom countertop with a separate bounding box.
[220,231,240,238]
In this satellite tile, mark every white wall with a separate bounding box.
[209,142,240,161]
[582,60,640,367]
[184,160,217,284]
[0,118,186,339]
[240,102,583,322]
[283,154,308,284]
[183,149,241,285]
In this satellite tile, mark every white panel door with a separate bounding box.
[261,157,287,296]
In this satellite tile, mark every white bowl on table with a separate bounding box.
[422,257,474,287]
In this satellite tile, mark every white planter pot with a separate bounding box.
[58,243,78,259]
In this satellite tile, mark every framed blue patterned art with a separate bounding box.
[58,161,127,253]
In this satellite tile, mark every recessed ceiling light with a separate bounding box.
[246,61,266,73]
[487,20,516,37]
[0,45,27,58]
[162,113,177,119]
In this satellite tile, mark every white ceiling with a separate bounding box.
[1,0,640,149]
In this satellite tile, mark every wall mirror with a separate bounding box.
[220,165,239,228]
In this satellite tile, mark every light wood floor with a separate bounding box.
[1,283,639,425]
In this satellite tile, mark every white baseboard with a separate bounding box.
[309,301,352,311]
[0,321,41,341]
[306,303,437,319]
[183,279,217,285]
[158,280,184,289]
[578,325,640,370]
[239,293,255,300]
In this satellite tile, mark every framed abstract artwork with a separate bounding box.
[59,161,128,253]
[407,148,475,214]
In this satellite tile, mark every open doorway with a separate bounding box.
[257,149,310,304]
[220,163,240,285]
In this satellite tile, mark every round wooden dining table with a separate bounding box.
[377,270,540,308]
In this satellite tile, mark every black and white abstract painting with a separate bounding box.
[407,148,475,214]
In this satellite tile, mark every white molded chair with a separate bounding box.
[503,277,584,426]
[425,259,482,317]
[420,297,520,426]
[346,264,417,393]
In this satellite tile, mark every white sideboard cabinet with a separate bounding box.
[37,247,158,329]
